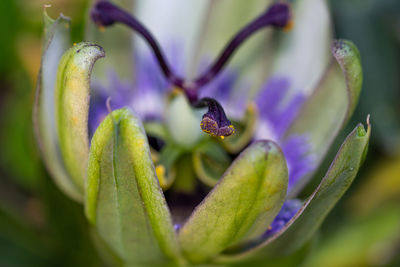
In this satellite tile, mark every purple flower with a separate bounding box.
[85,0,362,241]
[34,0,368,265]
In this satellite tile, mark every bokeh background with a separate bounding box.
[0,0,399,266]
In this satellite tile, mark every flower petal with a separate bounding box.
[193,0,274,90]
[85,108,181,264]
[133,0,210,75]
[286,39,362,195]
[33,9,82,201]
[216,119,370,263]
[55,42,105,190]
[178,140,288,263]
[197,0,332,103]
[271,0,333,96]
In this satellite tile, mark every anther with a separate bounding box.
[194,98,235,138]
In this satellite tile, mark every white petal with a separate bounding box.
[271,0,333,96]
[133,0,211,75]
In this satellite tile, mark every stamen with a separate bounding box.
[194,98,235,138]
[91,1,185,88]
[193,2,292,88]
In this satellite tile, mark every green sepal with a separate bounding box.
[192,141,231,187]
[172,154,197,194]
[287,39,363,195]
[55,42,105,190]
[85,108,182,265]
[33,9,83,201]
[178,141,288,263]
[218,119,371,263]
[332,40,362,118]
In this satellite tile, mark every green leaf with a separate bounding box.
[218,120,371,263]
[33,9,82,201]
[286,39,363,195]
[85,108,181,265]
[178,141,288,263]
[55,42,105,190]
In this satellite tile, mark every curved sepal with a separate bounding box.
[332,40,362,119]
[192,141,230,187]
[85,108,182,265]
[287,39,363,195]
[179,141,288,263]
[218,118,371,263]
[55,42,105,190]
[33,9,82,201]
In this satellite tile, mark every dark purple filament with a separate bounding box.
[91,1,185,88]
[193,3,291,88]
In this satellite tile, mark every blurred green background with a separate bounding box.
[0,0,399,266]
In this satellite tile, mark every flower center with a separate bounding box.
[90,1,292,138]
